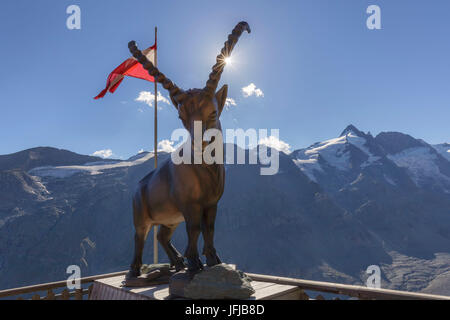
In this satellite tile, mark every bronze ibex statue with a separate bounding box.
[127,22,251,276]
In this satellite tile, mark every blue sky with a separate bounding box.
[1,0,449,159]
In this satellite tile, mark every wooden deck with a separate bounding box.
[89,274,305,300]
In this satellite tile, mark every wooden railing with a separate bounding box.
[0,271,128,300]
[247,273,450,300]
[1,270,449,300]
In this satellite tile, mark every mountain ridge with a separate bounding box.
[0,147,108,172]
[0,125,449,295]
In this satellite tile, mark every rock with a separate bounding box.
[169,264,255,299]
[123,263,175,287]
[140,263,171,275]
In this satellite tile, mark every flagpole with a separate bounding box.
[153,26,159,265]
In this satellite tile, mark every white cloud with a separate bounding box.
[225,97,237,107]
[242,83,264,98]
[258,136,292,154]
[135,91,170,108]
[138,149,145,154]
[157,139,176,153]
[92,149,113,158]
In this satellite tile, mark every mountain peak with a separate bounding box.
[340,124,365,137]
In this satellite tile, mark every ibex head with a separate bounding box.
[128,22,251,139]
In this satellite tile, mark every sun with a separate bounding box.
[224,56,232,65]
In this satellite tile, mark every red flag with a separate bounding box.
[94,44,156,99]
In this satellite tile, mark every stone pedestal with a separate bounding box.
[169,264,255,299]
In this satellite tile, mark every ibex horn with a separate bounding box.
[204,21,251,96]
[128,41,184,107]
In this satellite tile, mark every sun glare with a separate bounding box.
[224,56,232,65]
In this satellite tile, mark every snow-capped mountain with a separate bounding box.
[28,152,153,178]
[1,126,449,295]
[292,125,383,183]
[382,140,450,192]
[293,125,450,194]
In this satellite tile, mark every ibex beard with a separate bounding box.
[127,22,251,276]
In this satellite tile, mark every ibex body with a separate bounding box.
[127,22,251,276]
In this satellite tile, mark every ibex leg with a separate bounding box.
[128,224,151,278]
[184,205,204,272]
[202,205,222,266]
[157,224,186,271]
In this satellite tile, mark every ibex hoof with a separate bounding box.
[173,259,187,272]
[126,268,141,279]
[206,254,222,267]
[187,257,204,272]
